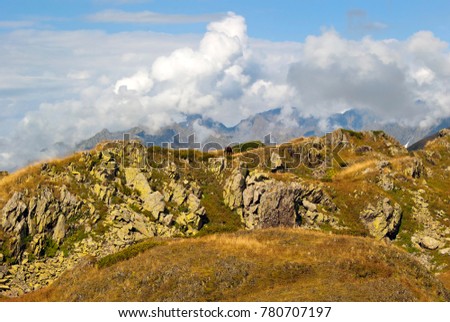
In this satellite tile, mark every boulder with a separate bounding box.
[124,168,153,197]
[208,157,225,174]
[270,152,284,172]
[360,198,402,240]
[223,168,247,210]
[143,191,165,220]
[52,215,66,244]
[377,173,394,191]
[415,236,443,250]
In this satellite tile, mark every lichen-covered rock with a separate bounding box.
[412,235,443,250]
[52,215,66,244]
[143,191,165,220]
[377,173,395,191]
[224,170,338,229]
[208,157,225,174]
[1,186,81,258]
[360,198,402,240]
[270,152,284,172]
[404,158,425,179]
[223,167,247,210]
[124,168,153,197]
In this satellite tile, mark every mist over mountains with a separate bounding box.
[3,12,450,171]
[76,107,450,151]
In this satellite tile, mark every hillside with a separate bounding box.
[13,229,450,302]
[1,128,450,301]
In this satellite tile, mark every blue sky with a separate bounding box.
[1,0,450,41]
[2,0,450,170]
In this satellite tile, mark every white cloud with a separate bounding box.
[2,13,450,171]
[0,20,35,29]
[87,9,225,24]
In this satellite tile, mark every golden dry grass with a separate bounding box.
[12,228,449,302]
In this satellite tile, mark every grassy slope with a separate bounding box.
[14,228,449,302]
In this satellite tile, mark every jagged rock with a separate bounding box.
[355,145,373,154]
[302,200,317,212]
[172,183,187,205]
[360,198,402,240]
[270,152,284,172]
[414,236,443,250]
[52,215,66,244]
[161,214,174,227]
[1,186,81,258]
[166,162,179,180]
[377,173,395,191]
[377,160,391,170]
[124,168,153,197]
[143,191,165,220]
[438,128,450,137]
[223,168,247,210]
[187,193,201,214]
[208,157,225,174]
[224,170,337,229]
[405,158,425,178]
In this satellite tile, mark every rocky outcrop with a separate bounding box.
[410,189,450,251]
[208,157,226,175]
[224,168,338,229]
[360,198,402,240]
[270,152,284,172]
[404,158,425,179]
[1,186,82,258]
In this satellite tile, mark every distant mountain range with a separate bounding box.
[75,108,450,151]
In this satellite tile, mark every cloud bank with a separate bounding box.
[2,13,450,170]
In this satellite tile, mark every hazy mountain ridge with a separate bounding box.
[76,108,450,151]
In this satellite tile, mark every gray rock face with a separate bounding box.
[405,158,425,178]
[223,167,247,211]
[144,191,165,220]
[414,236,443,250]
[360,198,402,240]
[1,186,81,258]
[223,169,338,229]
[377,173,395,191]
[410,189,449,251]
[52,215,66,244]
[270,152,284,172]
[208,157,226,174]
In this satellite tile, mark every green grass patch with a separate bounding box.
[97,239,163,269]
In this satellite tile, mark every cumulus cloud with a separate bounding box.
[87,10,225,24]
[2,13,450,171]
[287,29,450,125]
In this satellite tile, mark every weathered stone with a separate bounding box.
[377,173,394,191]
[52,215,66,244]
[302,200,317,212]
[208,157,225,174]
[143,191,165,219]
[172,183,187,206]
[161,214,174,226]
[405,158,425,179]
[124,168,153,197]
[355,145,373,154]
[416,236,443,250]
[360,198,402,240]
[270,152,284,172]
[223,168,246,210]
[187,193,201,213]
